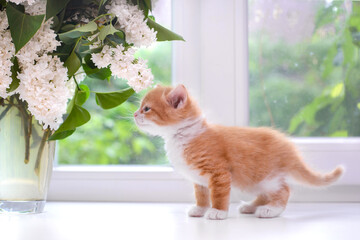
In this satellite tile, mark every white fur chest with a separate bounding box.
[165,139,208,186]
[163,119,208,186]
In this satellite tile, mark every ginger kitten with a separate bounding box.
[134,84,344,220]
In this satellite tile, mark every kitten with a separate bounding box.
[134,84,344,220]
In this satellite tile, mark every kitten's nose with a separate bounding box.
[134,111,139,117]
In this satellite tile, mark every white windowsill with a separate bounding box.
[1,202,360,240]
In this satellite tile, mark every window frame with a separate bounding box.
[48,0,360,202]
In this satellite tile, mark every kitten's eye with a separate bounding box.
[143,106,151,112]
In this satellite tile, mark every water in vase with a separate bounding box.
[0,102,55,213]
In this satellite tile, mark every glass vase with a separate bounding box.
[0,95,55,214]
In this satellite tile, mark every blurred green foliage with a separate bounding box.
[250,1,360,137]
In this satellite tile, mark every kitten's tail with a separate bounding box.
[290,162,344,186]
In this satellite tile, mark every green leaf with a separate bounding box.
[57,105,91,132]
[99,0,109,7]
[330,130,348,137]
[6,57,20,93]
[83,64,112,81]
[0,0,6,7]
[76,84,90,106]
[75,38,91,58]
[83,54,112,80]
[146,18,184,41]
[61,24,76,32]
[48,129,76,140]
[288,96,332,134]
[67,21,97,33]
[52,7,66,32]
[84,54,96,68]
[95,88,135,109]
[46,0,71,20]
[84,53,96,68]
[80,34,99,47]
[59,21,97,44]
[288,110,305,134]
[322,44,337,79]
[78,46,102,56]
[98,0,110,14]
[64,50,81,77]
[6,3,45,52]
[327,105,346,133]
[314,1,343,31]
[143,0,152,11]
[349,3,360,34]
[343,29,356,65]
[99,23,119,41]
[105,31,125,46]
[330,83,344,98]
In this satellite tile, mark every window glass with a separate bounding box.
[249,0,360,137]
[58,0,171,165]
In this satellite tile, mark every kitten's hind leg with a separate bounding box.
[238,194,268,214]
[255,184,290,218]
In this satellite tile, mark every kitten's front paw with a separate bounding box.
[255,205,284,218]
[238,201,256,214]
[205,208,228,220]
[188,206,209,217]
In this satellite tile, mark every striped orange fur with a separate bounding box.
[134,84,344,219]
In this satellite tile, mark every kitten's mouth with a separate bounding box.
[134,119,148,127]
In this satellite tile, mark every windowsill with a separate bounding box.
[1,202,359,240]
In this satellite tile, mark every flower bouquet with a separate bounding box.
[0,0,183,213]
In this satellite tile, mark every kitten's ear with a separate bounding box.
[167,84,188,109]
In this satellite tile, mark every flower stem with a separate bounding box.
[73,76,81,91]
[16,99,31,164]
[4,95,32,164]
[0,105,12,121]
[34,128,51,177]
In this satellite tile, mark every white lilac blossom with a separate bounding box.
[106,0,157,47]
[24,0,46,16]
[0,9,70,129]
[91,45,135,77]
[17,20,60,64]
[127,58,154,93]
[2,0,159,130]
[109,47,136,80]
[0,10,15,98]
[91,45,153,93]
[15,20,71,130]
[0,10,9,31]
[16,55,71,130]
[8,0,37,6]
